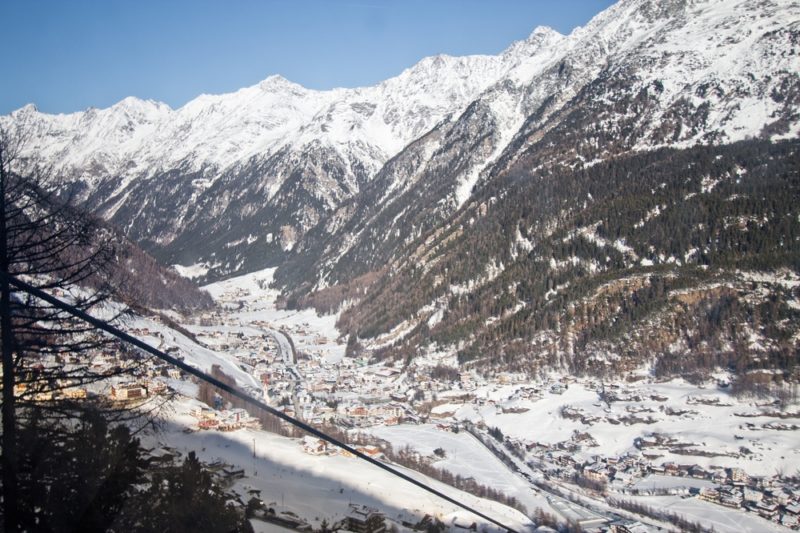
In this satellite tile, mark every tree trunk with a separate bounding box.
[1,143,18,531]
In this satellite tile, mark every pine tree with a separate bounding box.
[0,127,142,530]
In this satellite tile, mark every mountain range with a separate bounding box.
[3,0,799,379]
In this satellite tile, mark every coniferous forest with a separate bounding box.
[335,139,800,382]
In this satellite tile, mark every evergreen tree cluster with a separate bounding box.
[338,139,800,379]
[11,408,253,533]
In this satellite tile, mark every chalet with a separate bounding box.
[785,502,800,515]
[310,381,331,393]
[147,447,181,466]
[550,451,578,468]
[611,471,634,488]
[190,406,217,419]
[63,387,88,399]
[355,445,382,458]
[743,487,764,504]
[584,464,609,483]
[755,501,779,520]
[635,436,658,449]
[430,405,458,419]
[301,436,330,456]
[663,462,679,476]
[719,489,743,509]
[148,380,167,395]
[712,469,728,484]
[729,467,748,485]
[348,405,369,418]
[772,489,792,506]
[220,466,245,483]
[31,391,54,402]
[345,504,385,533]
[198,419,219,430]
[698,487,720,502]
[750,475,773,490]
[90,355,111,369]
[110,383,147,401]
[367,404,400,420]
[781,514,798,528]
[610,521,653,533]
[689,465,708,479]
[226,408,248,422]
[373,367,400,379]
[242,418,261,429]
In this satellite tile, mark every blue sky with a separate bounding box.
[2,0,615,115]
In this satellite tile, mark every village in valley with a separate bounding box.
[77,269,800,532]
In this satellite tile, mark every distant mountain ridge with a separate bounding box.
[1,28,561,272]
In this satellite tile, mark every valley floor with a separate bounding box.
[112,267,798,532]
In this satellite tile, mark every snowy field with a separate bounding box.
[146,397,534,532]
[450,379,800,478]
[626,494,790,533]
[123,268,533,530]
[368,424,557,520]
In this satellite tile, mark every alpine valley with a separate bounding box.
[6,0,800,531]
[3,0,800,383]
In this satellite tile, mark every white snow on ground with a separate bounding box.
[147,397,534,532]
[202,268,345,363]
[627,494,790,533]
[441,379,800,478]
[369,424,557,521]
[99,265,799,532]
[634,205,664,229]
[631,474,717,492]
[118,311,260,389]
[571,223,639,262]
[737,270,800,289]
[172,262,211,279]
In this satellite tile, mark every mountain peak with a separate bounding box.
[502,25,565,61]
[526,25,562,42]
[13,103,39,115]
[111,96,172,115]
[258,74,305,92]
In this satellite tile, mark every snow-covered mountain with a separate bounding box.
[275,0,800,293]
[2,0,798,290]
[4,62,505,186]
[265,0,800,379]
[1,32,557,272]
